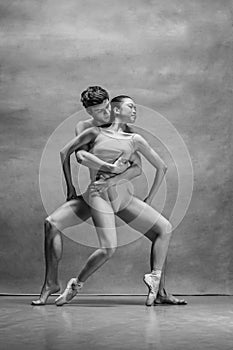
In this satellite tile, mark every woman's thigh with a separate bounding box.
[117,196,171,238]
[48,195,91,230]
[90,196,117,249]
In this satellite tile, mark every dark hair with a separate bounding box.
[110,95,132,108]
[81,86,109,108]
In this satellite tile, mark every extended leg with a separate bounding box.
[55,195,117,306]
[31,197,91,305]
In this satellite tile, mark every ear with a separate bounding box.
[113,106,120,115]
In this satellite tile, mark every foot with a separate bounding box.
[155,292,187,305]
[31,284,60,306]
[143,273,161,307]
[55,278,82,306]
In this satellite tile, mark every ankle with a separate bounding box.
[45,281,59,288]
[151,269,162,278]
[76,278,84,288]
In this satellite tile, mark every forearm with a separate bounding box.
[60,152,74,190]
[106,164,141,185]
[76,150,116,173]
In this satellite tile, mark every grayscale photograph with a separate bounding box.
[0,1,232,349]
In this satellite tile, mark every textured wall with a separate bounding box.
[0,0,232,294]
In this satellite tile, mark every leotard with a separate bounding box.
[84,128,136,212]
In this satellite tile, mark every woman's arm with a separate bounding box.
[91,152,142,193]
[60,128,129,200]
[78,149,142,182]
[133,134,167,204]
[106,151,142,185]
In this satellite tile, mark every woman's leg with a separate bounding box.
[55,195,117,306]
[32,196,91,305]
[117,196,172,305]
[118,196,172,269]
[117,197,187,305]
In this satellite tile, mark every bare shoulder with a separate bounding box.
[132,133,145,143]
[75,119,94,135]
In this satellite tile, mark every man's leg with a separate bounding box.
[32,196,91,305]
[55,195,117,306]
[117,196,186,305]
[150,247,187,305]
[151,252,187,305]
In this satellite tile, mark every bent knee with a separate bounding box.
[45,216,62,231]
[165,221,172,234]
[102,247,116,259]
[157,220,172,236]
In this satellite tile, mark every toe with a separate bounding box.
[155,294,187,305]
[31,300,45,306]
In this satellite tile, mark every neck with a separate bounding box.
[109,118,126,132]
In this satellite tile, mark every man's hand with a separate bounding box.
[66,186,78,201]
[113,156,131,174]
[91,178,109,193]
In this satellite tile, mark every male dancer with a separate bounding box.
[32,86,186,306]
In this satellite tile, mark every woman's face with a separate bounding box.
[118,98,137,124]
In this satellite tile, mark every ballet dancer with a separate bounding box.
[32,87,186,306]
[55,94,183,306]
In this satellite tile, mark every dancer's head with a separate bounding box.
[81,86,111,125]
[111,95,137,124]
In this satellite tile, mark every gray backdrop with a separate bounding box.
[0,0,232,294]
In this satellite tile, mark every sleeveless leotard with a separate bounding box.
[89,128,135,182]
[83,128,136,212]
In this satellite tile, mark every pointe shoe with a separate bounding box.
[143,273,161,307]
[55,278,82,306]
[31,299,46,306]
[31,285,60,306]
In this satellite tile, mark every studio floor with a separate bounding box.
[0,296,233,350]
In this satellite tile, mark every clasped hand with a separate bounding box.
[113,156,131,174]
[93,156,131,193]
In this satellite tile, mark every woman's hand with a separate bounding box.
[66,186,78,201]
[113,156,131,174]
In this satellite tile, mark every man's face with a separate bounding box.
[87,99,111,125]
[118,98,137,124]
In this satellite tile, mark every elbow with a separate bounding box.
[75,150,85,164]
[162,164,168,174]
[60,149,70,164]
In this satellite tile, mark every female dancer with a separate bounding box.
[55,95,173,307]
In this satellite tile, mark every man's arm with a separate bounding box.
[75,119,93,136]
[75,120,92,155]
[60,128,127,200]
[75,120,140,177]
[107,152,142,184]
[75,121,142,186]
